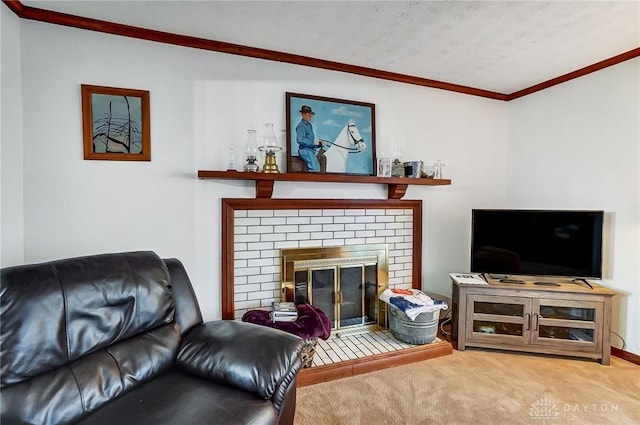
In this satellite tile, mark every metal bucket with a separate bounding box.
[388,303,438,345]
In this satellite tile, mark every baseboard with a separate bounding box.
[611,346,640,365]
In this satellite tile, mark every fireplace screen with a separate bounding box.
[281,245,389,330]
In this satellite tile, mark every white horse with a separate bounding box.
[321,120,366,173]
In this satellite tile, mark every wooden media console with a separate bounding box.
[452,276,616,365]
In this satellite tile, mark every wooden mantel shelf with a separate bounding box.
[197,170,451,199]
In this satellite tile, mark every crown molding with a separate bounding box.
[3,0,639,101]
[507,47,640,101]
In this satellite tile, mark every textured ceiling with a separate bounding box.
[21,0,640,94]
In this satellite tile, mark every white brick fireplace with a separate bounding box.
[221,199,423,320]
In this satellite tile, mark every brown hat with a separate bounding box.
[299,105,315,115]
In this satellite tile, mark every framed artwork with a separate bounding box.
[81,84,150,161]
[285,92,376,175]
[377,158,392,177]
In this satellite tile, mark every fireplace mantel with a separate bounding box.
[198,170,451,199]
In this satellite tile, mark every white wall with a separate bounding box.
[508,59,640,354]
[1,5,24,265]
[4,20,507,323]
[4,15,636,355]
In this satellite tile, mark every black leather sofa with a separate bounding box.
[1,251,305,425]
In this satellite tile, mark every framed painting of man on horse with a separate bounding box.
[285,92,376,175]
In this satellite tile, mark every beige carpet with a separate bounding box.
[294,349,640,425]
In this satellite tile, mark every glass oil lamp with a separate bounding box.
[258,123,282,173]
[243,129,259,172]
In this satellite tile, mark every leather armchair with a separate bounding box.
[1,251,305,425]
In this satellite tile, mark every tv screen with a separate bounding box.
[471,209,604,279]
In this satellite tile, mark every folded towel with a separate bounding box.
[380,288,448,320]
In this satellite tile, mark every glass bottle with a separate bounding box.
[391,140,404,177]
[434,160,445,179]
[243,129,259,172]
[227,148,236,171]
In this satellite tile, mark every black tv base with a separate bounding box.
[572,278,594,289]
[486,274,594,289]
[499,278,526,284]
[533,281,561,287]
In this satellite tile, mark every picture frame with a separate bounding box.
[377,158,392,177]
[81,84,150,161]
[285,92,376,175]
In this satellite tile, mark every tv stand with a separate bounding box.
[452,276,616,364]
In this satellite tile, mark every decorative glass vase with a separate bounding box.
[227,148,236,171]
[434,160,445,179]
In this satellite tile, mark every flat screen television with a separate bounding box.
[471,209,604,279]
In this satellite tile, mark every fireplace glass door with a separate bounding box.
[293,263,379,330]
[282,245,389,331]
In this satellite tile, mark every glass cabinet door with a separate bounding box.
[531,299,601,348]
[466,295,532,343]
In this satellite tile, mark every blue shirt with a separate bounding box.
[296,119,316,150]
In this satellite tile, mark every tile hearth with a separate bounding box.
[297,328,452,386]
[311,329,430,367]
